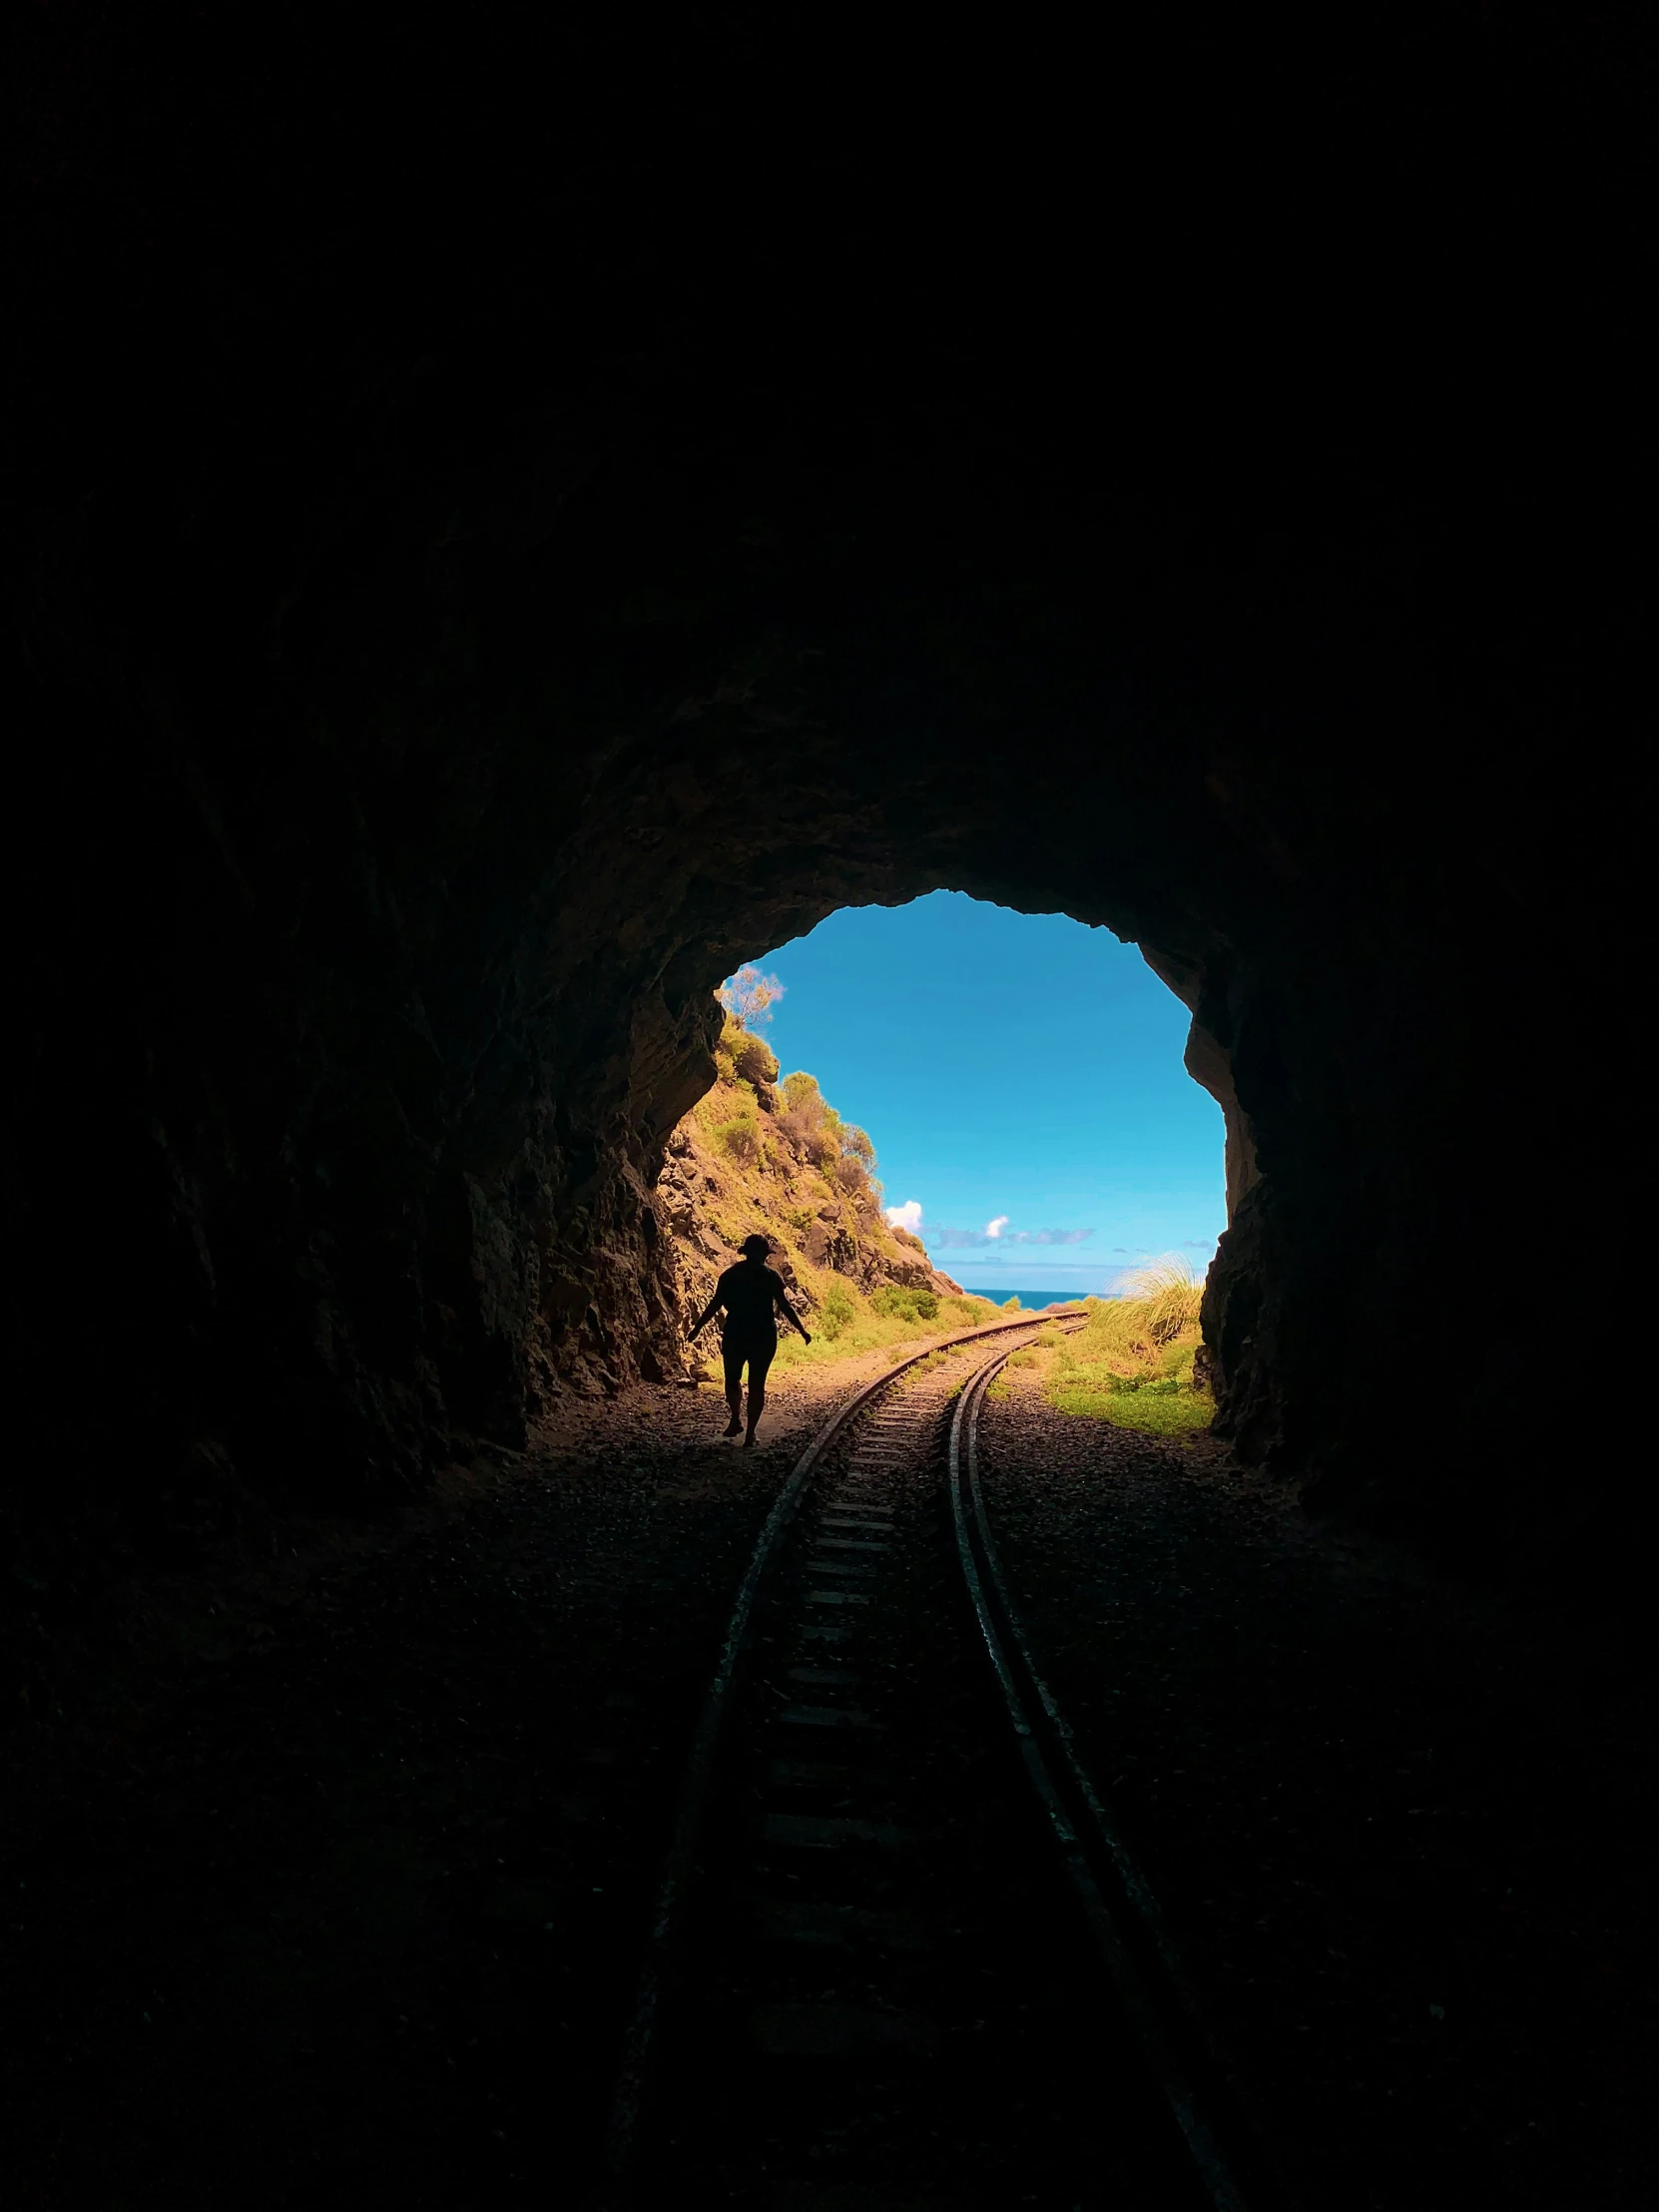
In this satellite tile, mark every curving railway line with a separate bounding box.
[603,1314,1268,2209]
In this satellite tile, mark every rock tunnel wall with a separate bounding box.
[2,8,1643,1605]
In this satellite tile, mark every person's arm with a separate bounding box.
[689,1288,724,1339]
[773,1275,812,1343]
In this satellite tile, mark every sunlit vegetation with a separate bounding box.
[673,978,1121,1381]
[983,1258,1214,1432]
[669,1006,1016,1370]
[1045,1257,1214,1433]
[774,1284,1009,1372]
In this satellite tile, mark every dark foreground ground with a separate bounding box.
[3,1362,1653,2208]
[979,1377,1658,2210]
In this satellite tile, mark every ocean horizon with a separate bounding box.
[957,1287,1094,1310]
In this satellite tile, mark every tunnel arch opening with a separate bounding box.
[9,436,1579,1596]
[351,609,1452,1544]
[719,891,1232,1316]
[1,0,1642,1656]
[6,256,1633,1617]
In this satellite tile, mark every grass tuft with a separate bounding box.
[1038,1254,1215,1434]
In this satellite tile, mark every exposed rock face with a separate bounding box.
[885,1229,956,1297]
[1,12,1642,1595]
[1138,947,1261,1224]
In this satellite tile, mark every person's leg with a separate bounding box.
[742,1340,776,1446]
[722,1342,745,1435]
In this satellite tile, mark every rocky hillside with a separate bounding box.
[654,1019,965,1363]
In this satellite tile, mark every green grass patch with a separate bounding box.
[769,1276,1006,1372]
[1049,1385,1214,1434]
[1038,1254,1215,1436]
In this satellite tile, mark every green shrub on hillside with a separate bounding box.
[712,1010,778,1087]
[712,1105,761,1162]
[818,1281,857,1340]
[729,1028,780,1088]
[870,1285,938,1323]
[777,1068,883,1220]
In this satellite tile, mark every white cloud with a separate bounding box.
[884,1199,924,1233]
[984,1215,1009,1239]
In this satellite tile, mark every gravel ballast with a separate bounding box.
[1,1359,901,2209]
[977,1374,1656,2210]
[4,1352,1652,2207]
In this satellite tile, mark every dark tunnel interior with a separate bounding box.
[2,8,1652,2206]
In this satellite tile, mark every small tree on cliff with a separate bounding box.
[718,965,785,1031]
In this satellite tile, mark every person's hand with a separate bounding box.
[802,1330,813,1345]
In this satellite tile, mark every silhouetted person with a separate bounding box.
[691,1234,811,1446]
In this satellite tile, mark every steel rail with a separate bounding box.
[949,1346,1253,2212]
[600,1304,1078,2198]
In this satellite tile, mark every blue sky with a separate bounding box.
[747,892,1226,1293]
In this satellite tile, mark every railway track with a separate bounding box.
[604,1314,1261,2209]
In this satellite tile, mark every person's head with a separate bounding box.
[740,1234,771,1263]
